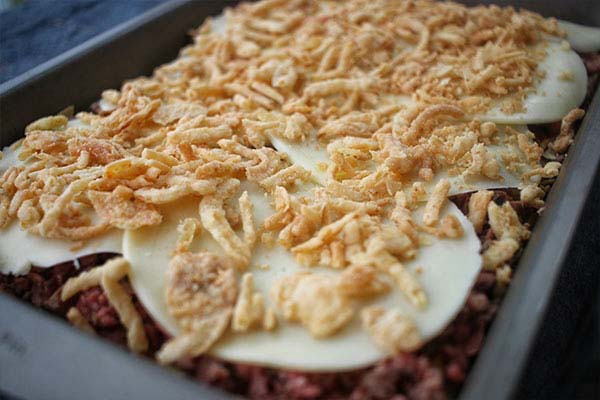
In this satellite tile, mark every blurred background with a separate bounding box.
[0,0,163,82]
[0,0,22,10]
[0,1,598,399]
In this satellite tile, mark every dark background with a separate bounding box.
[0,1,598,399]
[0,0,163,82]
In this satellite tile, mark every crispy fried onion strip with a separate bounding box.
[468,190,494,234]
[363,236,428,309]
[291,211,360,256]
[88,185,162,229]
[361,306,423,353]
[550,108,585,153]
[174,217,202,254]
[199,181,255,269]
[403,105,464,144]
[66,307,95,334]
[337,264,391,298]
[61,257,149,353]
[271,271,354,338]
[232,273,276,332]
[359,235,428,309]
[37,177,110,240]
[134,177,218,204]
[157,251,237,364]
[422,178,451,226]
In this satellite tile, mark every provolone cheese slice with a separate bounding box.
[476,41,587,124]
[0,142,21,174]
[437,125,538,195]
[212,13,227,35]
[66,118,90,129]
[0,140,123,275]
[98,99,117,113]
[269,124,537,196]
[269,135,331,185]
[210,7,588,126]
[0,221,123,275]
[558,20,600,53]
[124,183,482,371]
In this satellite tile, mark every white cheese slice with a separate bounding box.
[268,124,536,196]
[439,125,537,196]
[440,171,519,197]
[97,99,117,113]
[0,140,123,275]
[124,183,482,371]
[0,221,123,275]
[0,142,21,174]
[66,117,90,129]
[212,13,227,35]
[558,20,600,53]
[210,11,587,126]
[269,135,331,185]
[476,41,587,124]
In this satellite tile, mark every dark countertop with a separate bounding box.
[0,1,599,399]
[0,0,163,82]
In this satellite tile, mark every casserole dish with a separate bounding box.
[1,1,599,399]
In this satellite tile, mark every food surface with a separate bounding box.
[1,0,599,399]
[124,184,482,370]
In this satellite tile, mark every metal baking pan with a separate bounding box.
[1,1,599,399]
